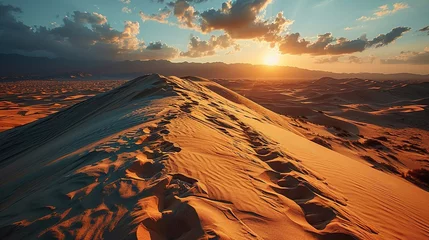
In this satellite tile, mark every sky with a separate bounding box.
[1,0,428,74]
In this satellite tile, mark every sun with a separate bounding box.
[263,53,280,66]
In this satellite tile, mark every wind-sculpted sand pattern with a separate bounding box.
[216,78,429,191]
[1,75,428,239]
[0,80,126,132]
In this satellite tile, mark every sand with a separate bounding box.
[217,77,429,190]
[0,74,428,239]
[0,80,126,132]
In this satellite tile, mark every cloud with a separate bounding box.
[278,27,410,55]
[121,0,131,4]
[419,26,429,35]
[344,25,363,31]
[315,55,377,64]
[154,0,207,3]
[278,33,366,55]
[314,56,340,63]
[366,27,410,47]
[140,7,171,23]
[137,41,179,59]
[142,0,209,28]
[0,4,178,60]
[199,0,293,42]
[358,3,409,21]
[122,6,132,14]
[72,11,108,25]
[169,0,198,28]
[181,34,239,57]
[347,55,377,64]
[144,0,292,45]
[381,48,429,65]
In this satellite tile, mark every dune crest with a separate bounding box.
[1,74,428,239]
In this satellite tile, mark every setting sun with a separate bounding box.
[263,53,280,66]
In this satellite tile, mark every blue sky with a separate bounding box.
[1,0,429,73]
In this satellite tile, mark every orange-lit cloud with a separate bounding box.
[358,3,409,21]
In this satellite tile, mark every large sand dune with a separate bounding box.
[1,75,428,239]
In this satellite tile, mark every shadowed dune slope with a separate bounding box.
[0,74,428,240]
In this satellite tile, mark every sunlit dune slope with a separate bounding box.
[0,74,428,240]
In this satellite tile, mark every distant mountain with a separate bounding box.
[1,54,428,81]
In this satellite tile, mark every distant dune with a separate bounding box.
[1,54,429,81]
[1,74,428,239]
[0,80,126,132]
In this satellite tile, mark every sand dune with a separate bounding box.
[218,77,429,190]
[1,75,429,239]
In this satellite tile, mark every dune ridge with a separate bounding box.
[1,74,428,239]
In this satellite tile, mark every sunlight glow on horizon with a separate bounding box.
[263,52,281,66]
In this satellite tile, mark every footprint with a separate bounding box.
[146,133,163,142]
[126,159,164,179]
[137,200,204,240]
[143,149,164,159]
[255,147,272,155]
[158,120,170,126]
[180,103,193,113]
[160,129,170,135]
[300,202,336,230]
[266,160,300,173]
[272,185,315,202]
[165,174,205,198]
[160,141,182,153]
[164,115,177,120]
[277,175,301,188]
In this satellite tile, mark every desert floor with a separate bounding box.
[1,76,428,239]
[0,80,126,132]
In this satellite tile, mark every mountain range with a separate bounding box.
[1,54,428,81]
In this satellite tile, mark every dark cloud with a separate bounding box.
[146,41,165,50]
[142,0,210,27]
[147,0,291,41]
[419,26,429,35]
[279,27,410,55]
[381,48,429,65]
[135,41,179,59]
[0,4,25,30]
[324,36,368,54]
[0,4,178,60]
[181,34,239,57]
[278,33,367,55]
[169,0,198,28]
[367,27,410,47]
[199,0,292,41]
